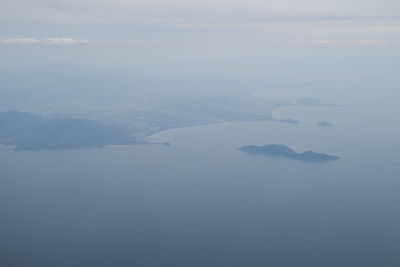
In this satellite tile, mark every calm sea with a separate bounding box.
[1,88,400,266]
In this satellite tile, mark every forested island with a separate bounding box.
[317,121,334,127]
[238,144,340,162]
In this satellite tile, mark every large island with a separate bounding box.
[238,144,340,162]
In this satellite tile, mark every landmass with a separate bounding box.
[238,144,340,162]
[268,97,342,124]
[0,96,277,151]
[0,111,141,151]
[1,95,340,151]
[295,98,342,107]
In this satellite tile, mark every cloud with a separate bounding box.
[42,38,89,45]
[0,0,399,53]
[0,38,89,45]
[0,38,40,44]
[293,40,398,45]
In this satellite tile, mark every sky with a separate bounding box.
[0,0,399,98]
[1,0,399,56]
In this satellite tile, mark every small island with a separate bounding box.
[238,144,339,162]
[317,121,334,127]
[274,119,300,124]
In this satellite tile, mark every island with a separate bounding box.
[238,144,340,162]
[317,121,334,127]
[273,119,300,124]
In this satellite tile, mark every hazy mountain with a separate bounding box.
[0,111,136,150]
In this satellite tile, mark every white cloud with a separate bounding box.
[293,40,398,45]
[0,38,90,45]
[42,38,89,45]
[1,38,40,44]
[0,0,398,53]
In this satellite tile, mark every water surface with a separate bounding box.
[1,88,400,266]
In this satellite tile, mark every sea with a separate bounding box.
[1,85,400,266]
